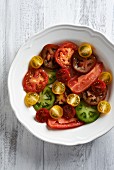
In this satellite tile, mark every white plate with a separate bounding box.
[8,24,114,146]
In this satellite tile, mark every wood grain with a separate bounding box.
[0,0,114,170]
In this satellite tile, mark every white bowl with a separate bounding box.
[8,24,114,146]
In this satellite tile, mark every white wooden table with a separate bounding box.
[1,0,114,169]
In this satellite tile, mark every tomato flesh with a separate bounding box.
[68,62,103,94]
[55,42,78,68]
[47,118,84,129]
[91,80,106,95]
[35,108,50,123]
[22,69,48,93]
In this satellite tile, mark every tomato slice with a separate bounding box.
[68,62,103,94]
[82,87,107,105]
[67,94,80,106]
[98,72,112,85]
[30,56,43,69]
[76,101,100,123]
[72,52,96,74]
[22,68,48,93]
[41,44,59,69]
[52,81,65,94]
[78,43,92,58]
[91,80,106,95]
[97,100,111,114]
[49,105,63,119]
[63,104,76,119]
[47,117,84,129]
[24,92,39,107]
[55,42,78,68]
[35,108,50,123]
[56,68,71,84]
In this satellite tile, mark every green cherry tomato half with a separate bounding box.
[52,82,65,94]
[24,92,39,107]
[49,105,63,119]
[30,56,43,69]
[33,86,55,111]
[78,43,92,58]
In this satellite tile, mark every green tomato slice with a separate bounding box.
[76,101,100,123]
[33,86,55,111]
[44,69,56,85]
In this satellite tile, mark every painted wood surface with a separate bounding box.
[0,0,114,169]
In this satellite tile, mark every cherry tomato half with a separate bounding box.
[35,108,50,123]
[67,94,80,107]
[78,43,92,58]
[49,105,63,119]
[30,56,43,69]
[68,62,103,94]
[24,92,39,107]
[97,100,111,114]
[52,82,65,94]
[72,52,96,74]
[56,68,71,84]
[22,68,48,93]
[91,79,106,95]
[41,44,59,69]
[98,72,112,85]
[55,41,78,68]
[47,117,84,129]
[63,104,76,119]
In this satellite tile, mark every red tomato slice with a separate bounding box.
[91,79,106,95]
[72,52,96,74]
[68,62,103,94]
[47,118,84,129]
[35,108,50,123]
[22,68,48,93]
[56,68,71,84]
[55,42,78,68]
[41,44,59,69]
[63,104,76,119]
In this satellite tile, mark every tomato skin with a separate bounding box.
[60,41,78,50]
[47,118,84,129]
[41,44,59,69]
[55,42,78,68]
[22,68,48,93]
[72,52,96,74]
[68,62,103,94]
[35,108,50,123]
[63,104,76,119]
[56,68,71,84]
[78,43,92,58]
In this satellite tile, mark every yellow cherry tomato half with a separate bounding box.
[30,56,43,69]
[78,43,92,58]
[67,94,80,107]
[24,92,39,107]
[98,72,112,85]
[49,105,63,119]
[52,82,65,94]
[97,100,111,114]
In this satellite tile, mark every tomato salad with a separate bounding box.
[22,41,112,129]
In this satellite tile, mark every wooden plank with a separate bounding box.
[1,0,44,169]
